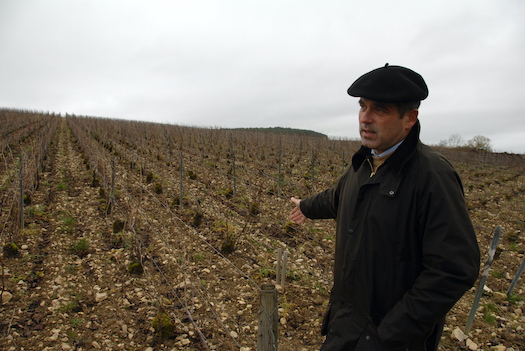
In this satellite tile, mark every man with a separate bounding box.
[290,64,480,351]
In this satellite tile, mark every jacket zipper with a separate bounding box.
[367,158,376,177]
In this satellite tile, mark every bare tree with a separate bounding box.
[467,135,492,152]
[438,133,465,148]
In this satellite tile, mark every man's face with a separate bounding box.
[358,98,418,154]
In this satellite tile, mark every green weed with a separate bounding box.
[3,242,19,258]
[128,262,144,275]
[152,311,175,339]
[70,239,90,257]
[61,214,76,233]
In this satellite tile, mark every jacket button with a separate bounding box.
[365,335,370,341]
[348,228,354,234]
[389,190,395,196]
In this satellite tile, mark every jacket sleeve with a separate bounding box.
[378,162,480,347]
[299,185,339,220]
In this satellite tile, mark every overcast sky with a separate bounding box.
[1,0,524,153]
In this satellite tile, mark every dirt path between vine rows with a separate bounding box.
[1,119,188,350]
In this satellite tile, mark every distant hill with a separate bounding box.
[226,126,327,138]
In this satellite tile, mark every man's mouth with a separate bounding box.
[361,128,376,137]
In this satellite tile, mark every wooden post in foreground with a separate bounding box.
[258,284,278,351]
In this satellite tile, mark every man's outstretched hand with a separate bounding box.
[290,197,306,225]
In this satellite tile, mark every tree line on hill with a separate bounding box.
[439,134,493,152]
[227,127,327,138]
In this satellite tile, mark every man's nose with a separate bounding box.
[359,110,373,124]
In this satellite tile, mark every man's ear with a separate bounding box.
[405,109,419,129]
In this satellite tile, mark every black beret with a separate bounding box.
[347,63,428,102]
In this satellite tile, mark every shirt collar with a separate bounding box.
[371,140,404,158]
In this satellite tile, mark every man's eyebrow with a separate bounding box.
[372,101,390,110]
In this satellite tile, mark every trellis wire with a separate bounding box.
[62,116,523,351]
[107,158,247,349]
[119,165,260,349]
[129,216,213,349]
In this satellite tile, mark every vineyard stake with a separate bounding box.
[465,225,502,334]
[179,151,183,207]
[311,148,315,190]
[38,130,43,185]
[299,139,303,160]
[275,248,288,293]
[110,155,115,215]
[507,255,525,296]
[168,134,173,166]
[19,153,24,229]
[280,251,288,292]
[277,138,282,197]
[276,248,282,285]
[232,150,237,197]
[342,150,346,174]
[257,284,278,351]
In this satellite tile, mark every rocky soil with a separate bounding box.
[1,118,524,351]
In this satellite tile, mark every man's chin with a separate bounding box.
[360,139,376,149]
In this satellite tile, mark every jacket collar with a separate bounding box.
[352,120,420,174]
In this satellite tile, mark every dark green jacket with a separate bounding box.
[300,122,480,351]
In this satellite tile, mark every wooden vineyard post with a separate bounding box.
[179,151,184,207]
[131,141,135,169]
[277,139,282,197]
[232,150,237,197]
[507,255,525,296]
[109,155,115,215]
[280,251,288,292]
[38,130,44,184]
[258,284,278,351]
[276,248,282,285]
[311,148,315,189]
[465,225,502,334]
[19,153,24,229]
[275,249,288,292]
[168,135,173,166]
[342,150,346,174]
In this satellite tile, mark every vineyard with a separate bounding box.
[1,109,524,351]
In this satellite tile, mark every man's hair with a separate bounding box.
[395,101,420,118]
